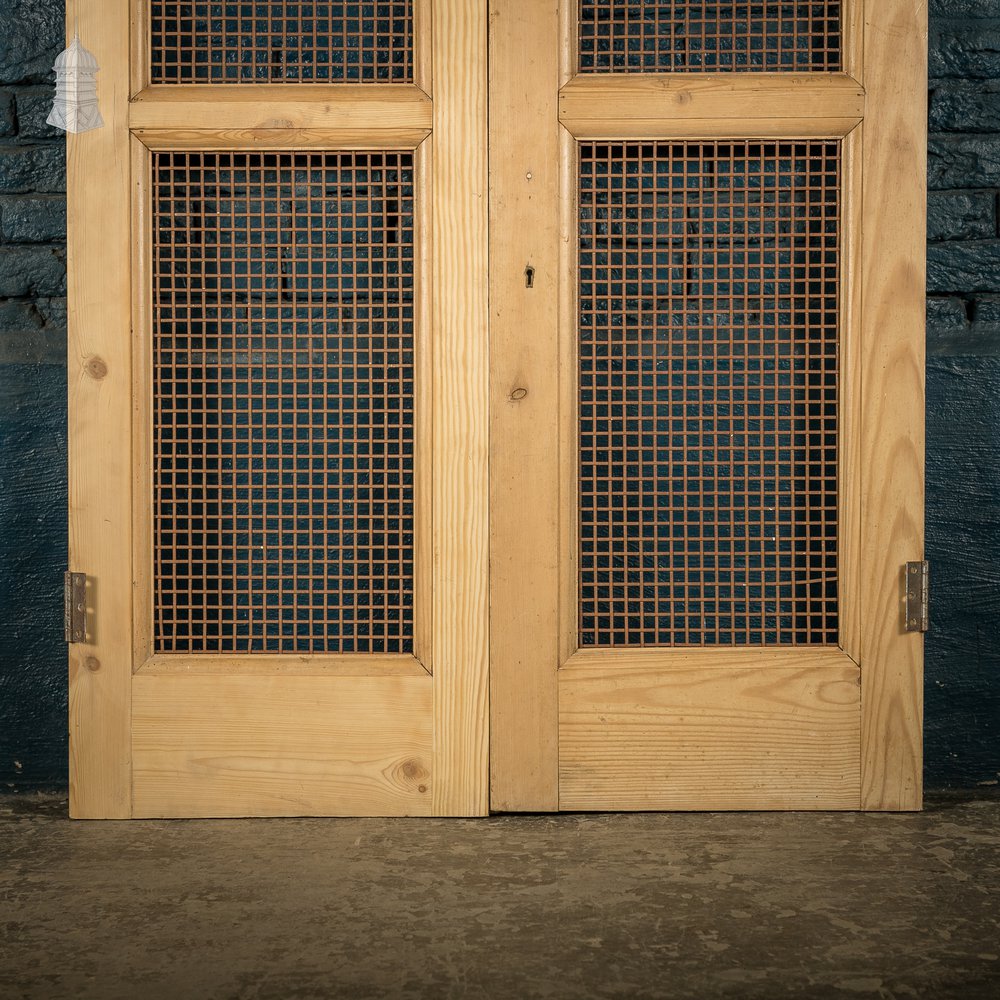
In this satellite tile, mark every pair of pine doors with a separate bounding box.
[68,1,926,818]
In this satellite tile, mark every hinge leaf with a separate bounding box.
[904,561,929,633]
[64,572,87,644]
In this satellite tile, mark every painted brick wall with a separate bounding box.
[925,0,1000,789]
[0,0,67,792]
[1,1,998,792]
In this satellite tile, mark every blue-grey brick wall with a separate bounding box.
[0,0,67,792]
[1,2,999,793]
[926,0,1000,789]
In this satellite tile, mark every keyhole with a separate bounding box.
[525,265,535,288]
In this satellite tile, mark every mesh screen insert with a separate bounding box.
[578,141,840,647]
[578,2,842,72]
[153,151,415,654]
[150,2,413,83]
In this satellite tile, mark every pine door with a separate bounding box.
[68,0,488,817]
[69,2,925,818]
[489,0,927,812]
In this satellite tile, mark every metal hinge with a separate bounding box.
[64,572,87,643]
[904,561,929,633]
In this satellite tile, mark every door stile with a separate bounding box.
[68,0,134,819]
[488,0,562,812]
[859,0,927,811]
[429,0,490,816]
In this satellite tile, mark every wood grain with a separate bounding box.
[133,128,430,150]
[430,0,490,816]
[565,647,859,673]
[557,125,578,666]
[138,654,429,676]
[413,0,432,96]
[129,0,148,96]
[843,0,865,83]
[67,0,133,819]
[132,673,433,817]
[130,137,153,671]
[488,0,561,812]
[129,84,433,131]
[560,118,863,141]
[859,0,928,810]
[413,137,433,669]
[559,73,864,139]
[560,657,862,811]
[840,124,864,664]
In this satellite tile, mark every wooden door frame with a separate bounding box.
[489,0,926,811]
[68,0,489,818]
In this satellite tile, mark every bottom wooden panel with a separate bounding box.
[132,672,434,817]
[559,658,861,811]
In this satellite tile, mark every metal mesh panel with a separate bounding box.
[578,141,840,647]
[578,2,842,72]
[152,151,415,654]
[150,2,413,83]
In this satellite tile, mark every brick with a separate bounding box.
[0,195,66,242]
[34,295,65,330]
[928,135,1000,189]
[0,143,64,193]
[972,294,1000,325]
[0,90,14,137]
[930,22,1000,80]
[0,0,62,86]
[14,88,60,141]
[930,1,1000,17]
[927,240,1000,294]
[0,298,42,331]
[927,296,976,357]
[930,82,1000,133]
[0,325,65,364]
[927,296,1000,357]
[0,297,64,363]
[0,245,65,297]
[927,190,996,242]
[927,296,970,336]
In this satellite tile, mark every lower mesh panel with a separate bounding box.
[578,141,840,647]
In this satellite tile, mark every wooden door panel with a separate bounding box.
[490,0,926,812]
[69,0,489,818]
[559,652,860,811]
[132,672,433,818]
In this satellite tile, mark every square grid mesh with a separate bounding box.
[578,141,840,647]
[153,151,415,654]
[579,2,842,72]
[150,2,413,83]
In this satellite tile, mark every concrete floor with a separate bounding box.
[1,795,998,1000]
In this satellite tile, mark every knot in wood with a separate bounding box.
[85,356,108,380]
